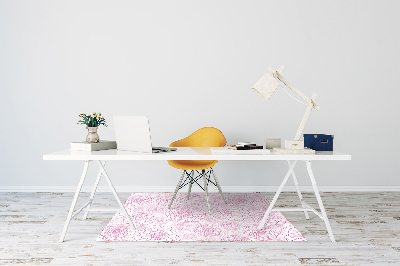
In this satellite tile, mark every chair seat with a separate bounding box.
[167,160,218,170]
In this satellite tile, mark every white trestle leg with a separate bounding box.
[306,160,336,242]
[83,161,106,219]
[96,160,136,232]
[59,160,89,243]
[288,160,309,220]
[257,160,336,242]
[59,160,137,242]
[257,160,298,230]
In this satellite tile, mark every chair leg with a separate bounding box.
[211,168,227,204]
[202,170,212,214]
[169,170,186,209]
[187,170,193,200]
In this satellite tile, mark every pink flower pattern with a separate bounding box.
[97,193,306,242]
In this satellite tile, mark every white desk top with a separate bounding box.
[43,147,351,161]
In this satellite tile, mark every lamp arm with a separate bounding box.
[294,93,318,140]
[272,72,320,111]
[265,66,321,141]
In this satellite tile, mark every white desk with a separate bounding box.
[43,148,351,242]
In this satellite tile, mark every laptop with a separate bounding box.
[113,116,176,153]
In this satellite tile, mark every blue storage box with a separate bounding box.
[303,134,334,151]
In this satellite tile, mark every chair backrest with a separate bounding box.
[170,127,226,148]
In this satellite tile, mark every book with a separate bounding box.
[237,142,256,147]
[70,140,117,151]
[228,145,263,150]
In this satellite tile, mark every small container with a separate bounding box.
[303,134,334,151]
[265,138,281,149]
[285,140,304,150]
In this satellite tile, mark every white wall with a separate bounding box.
[1,0,399,190]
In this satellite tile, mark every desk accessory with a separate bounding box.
[77,112,107,143]
[252,66,319,154]
[265,138,281,149]
[304,134,334,151]
[228,142,264,150]
[71,140,117,151]
[152,147,177,153]
[237,142,256,146]
[227,144,263,150]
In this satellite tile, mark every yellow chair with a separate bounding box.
[168,127,227,214]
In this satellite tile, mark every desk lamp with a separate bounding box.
[252,66,320,154]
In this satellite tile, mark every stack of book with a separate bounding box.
[227,142,263,150]
[211,142,270,155]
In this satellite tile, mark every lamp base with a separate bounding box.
[273,147,315,154]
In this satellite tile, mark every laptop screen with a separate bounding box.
[113,116,153,153]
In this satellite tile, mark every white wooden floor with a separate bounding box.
[1,191,400,265]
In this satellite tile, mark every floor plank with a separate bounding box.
[0,192,399,265]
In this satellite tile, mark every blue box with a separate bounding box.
[303,134,334,151]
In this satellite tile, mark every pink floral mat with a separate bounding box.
[97,193,306,242]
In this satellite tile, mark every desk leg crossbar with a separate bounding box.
[257,160,335,242]
[59,160,136,242]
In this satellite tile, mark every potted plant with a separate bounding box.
[77,112,107,143]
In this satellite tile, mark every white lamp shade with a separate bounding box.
[252,73,280,100]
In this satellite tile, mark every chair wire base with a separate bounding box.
[178,169,216,191]
[168,168,226,214]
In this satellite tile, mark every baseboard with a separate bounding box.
[1,186,400,193]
